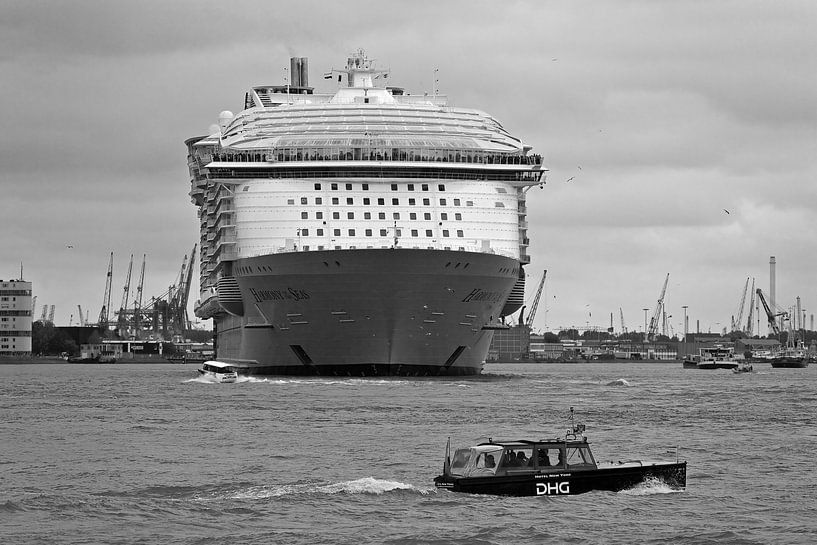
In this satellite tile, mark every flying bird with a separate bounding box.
[565,176,575,183]
[723,209,730,215]
[66,245,74,248]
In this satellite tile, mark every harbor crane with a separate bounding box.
[647,273,670,341]
[133,254,146,337]
[619,308,626,334]
[731,277,750,332]
[116,254,134,336]
[745,278,756,336]
[77,305,85,326]
[756,288,786,336]
[39,305,48,322]
[97,252,113,330]
[47,305,55,324]
[524,270,547,328]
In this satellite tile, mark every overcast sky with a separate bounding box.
[2,0,815,336]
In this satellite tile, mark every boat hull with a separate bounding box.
[434,461,687,496]
[211,249,520,376]
[770,358,809,368]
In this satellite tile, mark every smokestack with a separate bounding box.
[299,57,308,88]
[290,57,301,87]
[769,256,776,318]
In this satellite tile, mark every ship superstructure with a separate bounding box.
[186,50,546,375]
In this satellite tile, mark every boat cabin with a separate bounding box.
[200,361,243,374]
[449,438,597,478]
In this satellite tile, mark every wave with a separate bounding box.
[606,378,632,387]
[0,500,25,513]
[618,476,684,496]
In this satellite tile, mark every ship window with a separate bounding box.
[441,213,448,220]
[303,246,310,251]
[346,183,352,190]
[424,213,431,220]
[377,198,385,205]
[423,198,430,205]
[393,212,400,220]
[409,213,417,220]
[331,183,338,190]
[314,183,321,190]
[392,198,399,205]
[438,184,446,191]
[391,183,398,191]
[317,229,324,236]
[333,212,340,219]
[301,212,308,219]
[364,212,371,219]
[454,199,461,206]
[457,230,464,237]
[443,230,450,237]
[348,229,355,236]
[316,212,323,219]
[496,187,507,194]
[422,184,429,191]
[363,198,370,205]
[425,230,433,237]
[440,199,447,206]
[396,229,402,237]
[411,229,418,237]
[332,197,339,205]
[318,245,324,250]
[362,184,369,190]
[347,212,354,219]
[466,201,474,206]
[455,213,462,220]
[409,198,416,206]
[301,197,308,205]
[242,186,249,192]
[347,198,354,205]
[407,183,415,191]
[378,212,386,219]
[315,197,322,205]
[287,199,295,205]
[333,229,341,236]
[365,229,372,236]
[495,202,505,208]
[301,228,309,236]
[380,229,388,236]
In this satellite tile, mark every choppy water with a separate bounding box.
[1,362,815,544]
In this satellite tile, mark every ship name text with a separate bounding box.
[461,288,504,303]
[249,287,311,302]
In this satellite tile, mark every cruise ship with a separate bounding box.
[185,50,546,375]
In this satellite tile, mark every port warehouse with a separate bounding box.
[56,326,212,361]
[488,326,790,362]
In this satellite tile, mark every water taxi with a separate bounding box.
[434,410,686,496]
[197,360,240,383]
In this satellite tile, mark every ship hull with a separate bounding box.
[211,249,520,376]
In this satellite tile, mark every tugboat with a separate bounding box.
[433,409,686,496]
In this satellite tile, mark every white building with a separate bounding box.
[0,279,32,355]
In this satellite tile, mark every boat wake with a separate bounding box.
[194,477,433,502]
[618,476,683,496]
[606,378,632,387]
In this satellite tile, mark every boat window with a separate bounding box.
[465,447,504,477]
[565,446,595,468]
[535,447,563,469]
[500,447,534,471]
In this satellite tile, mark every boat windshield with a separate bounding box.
[565,445,596,468]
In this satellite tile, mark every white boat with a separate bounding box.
[695,346,738,370]
[198,361,240,383]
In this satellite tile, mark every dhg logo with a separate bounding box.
[535,481,570,495]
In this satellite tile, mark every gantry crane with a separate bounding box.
[97,252,114,330]
[116,254,134,336]
[133,254,146,337]
[731,277,749,332]
[647,273,670,341]
[745,278,755,336]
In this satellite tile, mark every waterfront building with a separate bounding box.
[0,279,32,356]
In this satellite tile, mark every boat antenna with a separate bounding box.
[566,406,586,440]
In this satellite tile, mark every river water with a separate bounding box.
[1,361,814,544]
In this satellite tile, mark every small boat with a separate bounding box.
[433,409,686,496]
[197,360,240,383]
[732,362,753,373]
